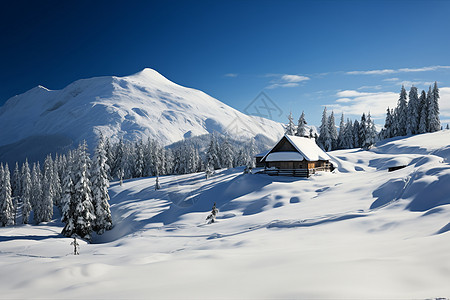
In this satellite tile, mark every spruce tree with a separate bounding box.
[21,160,32,224]
[344,119,354,149]
[296,111,307,137]
[285,111,296,135]
[359,113,368,149]
[31,163,43,224]
[91,136,112,235]
[12,162,21,197]
[407,86,419,135]
[418,90,428,134]
[353,120,360,148]
[62,141,96,241]
[318,107,331,151]
[206,133,221,169]
[396,85,408,136]
[428,82,440,132]
[37,155,54,223]
[221,136,234,169]
[328,111,338,150]
[0,164,14,226]
[337,113,345,150]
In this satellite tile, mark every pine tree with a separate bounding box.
[296,111,307,137]
[353,120,360,148]
[221,136,234,169]
[133,140,145,178]
[52,158,62,209]
[0,164,14,226]
[359,113,368,149]
[91,136,112,235]
[395,85,408,136]
[285,111,296,135]
[328,111,338,150]
[37,155,54,223]
[155,176,161,190]
[31,162,43,224]
[418,90,428,134]
[382,107,394,139]
[407,86,420,135]
[344,119,354,149]
[318,107,331,151]
[12,162,21,197]
[62,141,96,241]
[365,113,377,148]
[428,82,440,132]
[206,133,221,169]
[21,160,32,224]
[337,113,345,149]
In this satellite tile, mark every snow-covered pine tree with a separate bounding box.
[0,164,14,226]
[359,113,368,149]
[61,141,96,241]
[407,86,419,135]
[309,127,314,138]
[12,162,21,197]
[328,111,338,150]
[91,135,112,235]
[353,120,360,148]
[37,155,55,223]
[52,158,62,209]
[344,119,354,149]
[285,111,296,135]
[247,138,257,169]
[382,107,394,139]
[207,133,221,169]
[394,85,408,136]
[428,82,440,132]
[418,90,428,134]
[104,137,114,180]
[318,107,332,151]
[337,113,345,150]
[365,113,377,148]
[31,162,43,224]
[221,136,234,169]
[296,111,307,137]
[21,160,32,224]
[133,140,145,178]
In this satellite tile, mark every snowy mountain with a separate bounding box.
[0,68,284,163]
[1,131,450,298]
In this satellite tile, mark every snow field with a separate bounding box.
[1,131,450,298]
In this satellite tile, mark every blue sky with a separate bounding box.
[1,0,450,126]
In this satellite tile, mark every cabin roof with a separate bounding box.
[261,135,330,162]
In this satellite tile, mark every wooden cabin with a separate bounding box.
[260,135,333,177]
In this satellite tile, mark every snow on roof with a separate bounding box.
[261,135,330,162]
[286,135,330,161]
[265,152,305,162]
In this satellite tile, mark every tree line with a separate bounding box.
[285,82,441,151]
[285,108,377,151]
[0,133,259,237]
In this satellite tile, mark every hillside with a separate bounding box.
[0,69,284,164]
[1,131,449,298]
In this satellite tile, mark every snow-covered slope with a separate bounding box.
[1,131,450,298]
[0,69,284,163]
